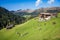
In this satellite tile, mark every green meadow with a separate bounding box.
[0,13,60,40]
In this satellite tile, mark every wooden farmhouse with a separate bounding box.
[39,13,57,21]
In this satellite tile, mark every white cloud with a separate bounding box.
[48,0,55,4]
[35,0,42,7]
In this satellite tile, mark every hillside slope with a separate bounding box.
[0,14,60,40]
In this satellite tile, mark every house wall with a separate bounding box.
[39,13,51,21]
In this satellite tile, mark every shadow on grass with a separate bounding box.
[53,38,60,40]
[43,38,48,40]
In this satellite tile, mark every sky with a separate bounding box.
[0,0,60,11]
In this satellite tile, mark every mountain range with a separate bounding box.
[11,7,60,17]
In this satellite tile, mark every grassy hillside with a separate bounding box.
[0,13,60,40]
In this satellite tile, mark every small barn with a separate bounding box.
[39,13,57,21]
[6,24,15,29]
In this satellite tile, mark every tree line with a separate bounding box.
[0,7,26,29]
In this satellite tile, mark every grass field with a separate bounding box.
[0,13,60,40]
